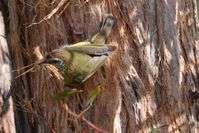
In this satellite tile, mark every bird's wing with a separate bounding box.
[63,42,116,55]
[82,55,107,82]
[60,41,92,49]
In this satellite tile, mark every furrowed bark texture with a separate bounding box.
[0,4,16,133]
[7,0,199,133]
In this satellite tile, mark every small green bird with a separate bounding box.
[42,15,117,84]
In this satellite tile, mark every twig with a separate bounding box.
[14,66,35,79]
[26,0,72,28]
[79,0,90,8]
[79,103,92,118]
[62,104,109,133]
[12,62,36,72]
[12,46,45,79]
[57,0,72,17]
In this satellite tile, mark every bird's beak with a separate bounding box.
[38,58,52,65]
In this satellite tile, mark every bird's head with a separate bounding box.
[40,49,72,71]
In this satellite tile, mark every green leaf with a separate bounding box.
[150,128,159,133]
[55,89,83,100]
[87,86,102,105]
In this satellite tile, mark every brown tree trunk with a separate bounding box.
[0,3,16,133]
[6,0,199,133]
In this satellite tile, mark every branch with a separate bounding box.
[26,0,72,28]
[62,104,109,133]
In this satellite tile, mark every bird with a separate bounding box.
[41,14,117,84]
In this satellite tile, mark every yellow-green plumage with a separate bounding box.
[63,51,107,83]
[43,15,117,84]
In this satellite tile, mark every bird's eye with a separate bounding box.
[49,58,65,72]
[50,58,63,65]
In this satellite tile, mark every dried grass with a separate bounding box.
[27,0,72,28]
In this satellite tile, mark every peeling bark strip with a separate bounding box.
[0,10,16,133]
[6,0,199,133]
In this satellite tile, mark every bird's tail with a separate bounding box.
[91,15,117,45]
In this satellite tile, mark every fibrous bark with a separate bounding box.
[0,4,16,133]
[6,0,199,133]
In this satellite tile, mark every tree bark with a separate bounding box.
[7,0,199,133]
[0,3,16,133]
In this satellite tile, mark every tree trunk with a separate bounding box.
[0,3,16,133]
[7,0,199,133]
